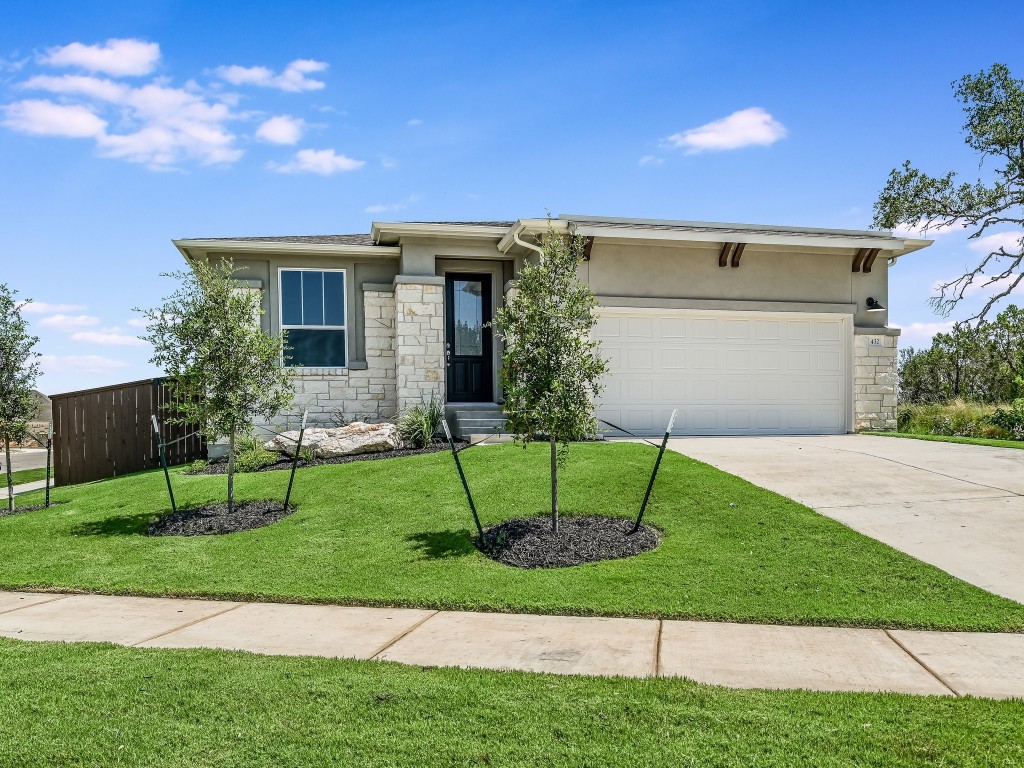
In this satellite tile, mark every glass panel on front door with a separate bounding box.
[453,280,483,356]
[445,273,492,403]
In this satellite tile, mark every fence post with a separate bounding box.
[45,421,52,508]
[151,415,176,514]
[442,419,484,539]
[283,411,307,511]
[632,409,677,534]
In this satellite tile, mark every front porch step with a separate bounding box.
[446,404,507,439]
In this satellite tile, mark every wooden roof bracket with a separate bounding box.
[730,242,745,268]
[861,248,881,273]
[852,248,882,272]
[719,242,746,268]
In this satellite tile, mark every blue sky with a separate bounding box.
[2,0,1022,394]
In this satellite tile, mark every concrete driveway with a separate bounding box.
[666,435,1024,604]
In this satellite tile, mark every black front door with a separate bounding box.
[445,273,493,402]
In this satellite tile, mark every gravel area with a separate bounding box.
[147,500,295,536]
[480,515,661,569]
[190,441,457,475]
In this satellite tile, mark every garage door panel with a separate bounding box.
[817,351,841,372]
[661,348,687,368]
[662,318,687,337]
[596,309,848,436]
[627,348,654,369]
[627,317,654,337]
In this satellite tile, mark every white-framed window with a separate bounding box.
[278,267,347,368]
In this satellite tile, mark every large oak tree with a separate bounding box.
[874,64,1024,321]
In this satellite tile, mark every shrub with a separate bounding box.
[896,399,1021,440]
[988,399,1024,440]
[232,434,280,473]
[398,394,445,449]
[186,459,209,474]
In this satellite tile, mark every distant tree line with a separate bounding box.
[899,305,1024,404]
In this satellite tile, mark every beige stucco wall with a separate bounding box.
[584,240,889,328]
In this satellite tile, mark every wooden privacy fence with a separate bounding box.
[51,378,206,487]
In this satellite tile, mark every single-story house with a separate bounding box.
[173,215,931,437]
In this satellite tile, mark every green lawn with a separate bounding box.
[0,639,1020,767]
[5,466,48,486]
[5,441,1024,630]
[865,431,1024,450]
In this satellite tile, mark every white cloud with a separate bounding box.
[407,118,423,126]
[18,301,86,315]
[70,326,147,346]
[39,354,128,375]
[40,38,160,77]
[13,74,241,167]
[364,194,421,214]
[968,231,1024,253]
[664,107,787,154]
[126,317,148,328]
[37,314,100,330]
[270,148,364,175]
[380,155,398,169]
[893,321,955,347]
[639,154,664,167]
[256,114,305,145]
[216,59,327,92]
[2,99,106,138]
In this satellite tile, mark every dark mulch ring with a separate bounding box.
[0,501,66,519]
[189,440,459,475]
[146,500,295,537]
[479,515,661,569]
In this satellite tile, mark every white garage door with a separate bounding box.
[594,308,850,436]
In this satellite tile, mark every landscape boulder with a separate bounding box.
[264,421,403,458]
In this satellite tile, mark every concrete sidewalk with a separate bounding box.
[0,591,1020,699]
[3,479,51,501]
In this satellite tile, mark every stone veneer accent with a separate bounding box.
[394,280,445,412]
[853,331,898,431]
[270,289,398,430]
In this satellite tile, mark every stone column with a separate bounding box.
[853,331,899,431]
[394,276,445,413]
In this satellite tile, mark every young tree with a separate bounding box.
[141,259,293,514]
[494,224,608,533]
[0,285,41,512]
[874,64,1024,321]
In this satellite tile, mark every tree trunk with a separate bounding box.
[550,436,558,534]
[4,438,12,513]
[227,427,236,515]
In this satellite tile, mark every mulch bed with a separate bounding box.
[479,515,661,569]
[190,441,458,475]
[146,500,295,536]
[0,501,66,519]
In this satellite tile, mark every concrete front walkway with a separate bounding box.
[0,591,1021,699]
[666,435,1024,603]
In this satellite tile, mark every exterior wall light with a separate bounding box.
[866,297,885,312]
